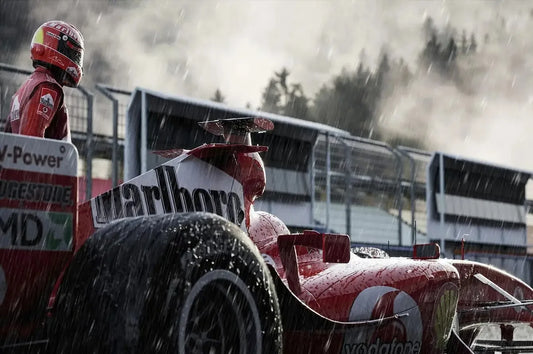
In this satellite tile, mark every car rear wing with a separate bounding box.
[199,117,274,145]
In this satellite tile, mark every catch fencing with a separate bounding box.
[1,62,532,284]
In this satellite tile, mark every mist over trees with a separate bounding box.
[260,68,310,119]
[0,1,503,152]
[249,16,480,149]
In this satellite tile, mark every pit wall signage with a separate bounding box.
[0,208,72,251]
[90,155,246,230]
[0,133,76,176]
[0,133,78,252]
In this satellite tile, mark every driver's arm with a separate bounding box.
[19,83,63,138]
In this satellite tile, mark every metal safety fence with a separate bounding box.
[1,62,532,284]
[312,132,429,248]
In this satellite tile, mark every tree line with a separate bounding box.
[210,17,481,148]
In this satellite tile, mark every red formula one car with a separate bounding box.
[0,117,532,353]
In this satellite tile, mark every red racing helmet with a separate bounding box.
[30,20,84,87]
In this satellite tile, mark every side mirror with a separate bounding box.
[277,231,351,264]
[277,231,351,295]
[322,234,351,263]
[413,243,440,259]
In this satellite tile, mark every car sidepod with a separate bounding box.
[272,254,460,354]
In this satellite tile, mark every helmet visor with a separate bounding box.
[57,33,83,68]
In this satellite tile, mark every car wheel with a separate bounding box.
[138,213,282,354]
[47,213,281,354]
[47,214,169,353]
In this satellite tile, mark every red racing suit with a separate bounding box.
[4,66,71,141]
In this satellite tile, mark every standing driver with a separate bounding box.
[4,20,84,142]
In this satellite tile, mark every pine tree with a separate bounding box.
[376,53,391,93]
[260,68,310,119]
[261,78,282,114]
[275,68,290,106]
[311,66,374,136]
[444,38,457,65]
[211,89,225,103]
[470,33,477,53]
[285,83,309,119]
[461,30,468,54]
[420,33,441,70]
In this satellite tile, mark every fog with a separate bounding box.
[3,0,533,169]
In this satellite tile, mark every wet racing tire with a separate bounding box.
[46,213,281,354]
[138,213,282,353]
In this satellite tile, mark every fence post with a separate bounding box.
[337,137,352,236]
[0,63,31,75]
[95,84,119,187]
[310,137,317,229]
[396,148,416,245]
[325,132,331,233]
[396,146,432,246]
[76,86,93,201]
[391,149,403,246]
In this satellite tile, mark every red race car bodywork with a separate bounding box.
[0,117,532,353]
